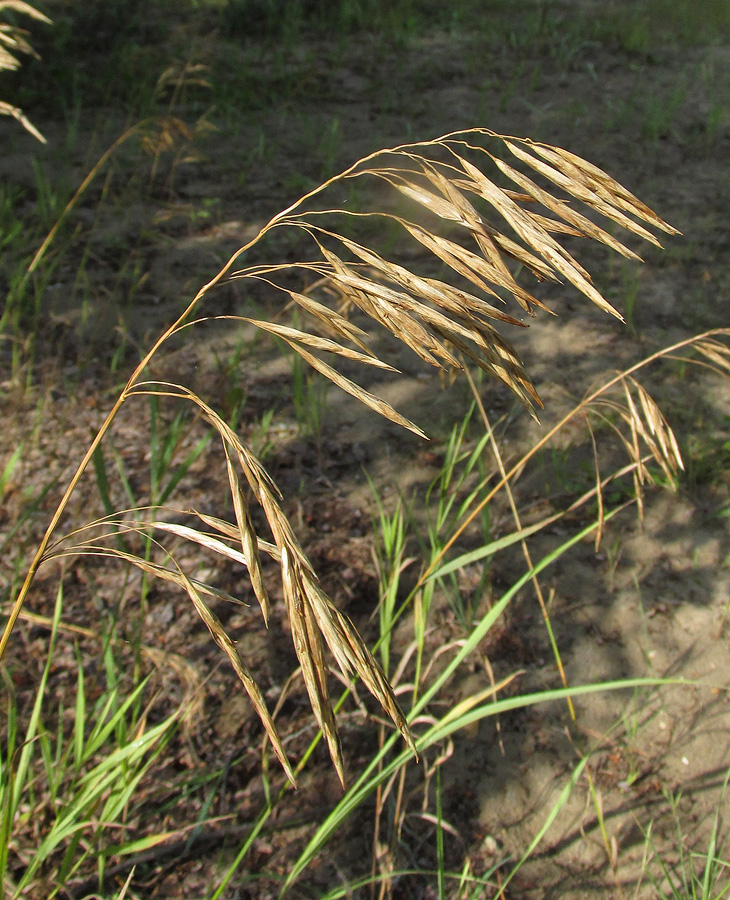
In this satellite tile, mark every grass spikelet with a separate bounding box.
[281,547,345,786]
[223,444,270,625]
[178,569,296,786]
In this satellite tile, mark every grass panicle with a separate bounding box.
[1,128,679,785]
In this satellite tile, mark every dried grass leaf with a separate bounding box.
[457,155,623,319]
[321,271,458,369]
[622,381,648,484]
[0,0,49,75]
[431,323,541,417]
[129,396,417,769]
[55,541,243,605]
[0,100,45,142]
[286,289,370,349]
[585,418,606,550]
[402,222,523,304]
[334,233,525,327]
[530,142,678,234]
[422,161,485,223]
[694,340,730,376]
[527,213,585,238]
[628,377,683,477]
[301,574,417,757]
[614,380,682,503]
[150,520,251,566]
[191,510,281,562]
[168,386,282,501]
[486,154,641,260]
[0,1,50,21]
[392,178,467,225]
[329,271,461,367]
[477,226,559,287]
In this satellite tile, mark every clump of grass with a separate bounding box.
[5,115,730,894]
[638,768,730,900]
[279,320,730,892]
[0,125,683,791]
[0,584,184,896]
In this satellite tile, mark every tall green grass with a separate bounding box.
[0,586,180,897]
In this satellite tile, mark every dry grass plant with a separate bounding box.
[1,127,686,790]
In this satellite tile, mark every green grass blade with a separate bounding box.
[499,756,589,895]
[92,445,130,551]
[415,512,619,718]
[110,442,138,511]
[73,646,86,772]
[421,678,682,748]
[82,676,150,761]
[425,514,560,581]
[16,714,177,893]
[0,443,23,497]
[157,431,212,506]
[12,582,63,813]
[284,676,677,893]
[0,672,19,892]
[92,444,117,520]
[99,726,174,822]
[208,800,274,900]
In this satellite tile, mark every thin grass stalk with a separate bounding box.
[436,767,445,900]
[315,865,505,900]
[285,676,679,893]
[463,364,577,719]
[0,245,247,659]
[494,757,589,899]
[370,723,386,900]
[23,120,161,282]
